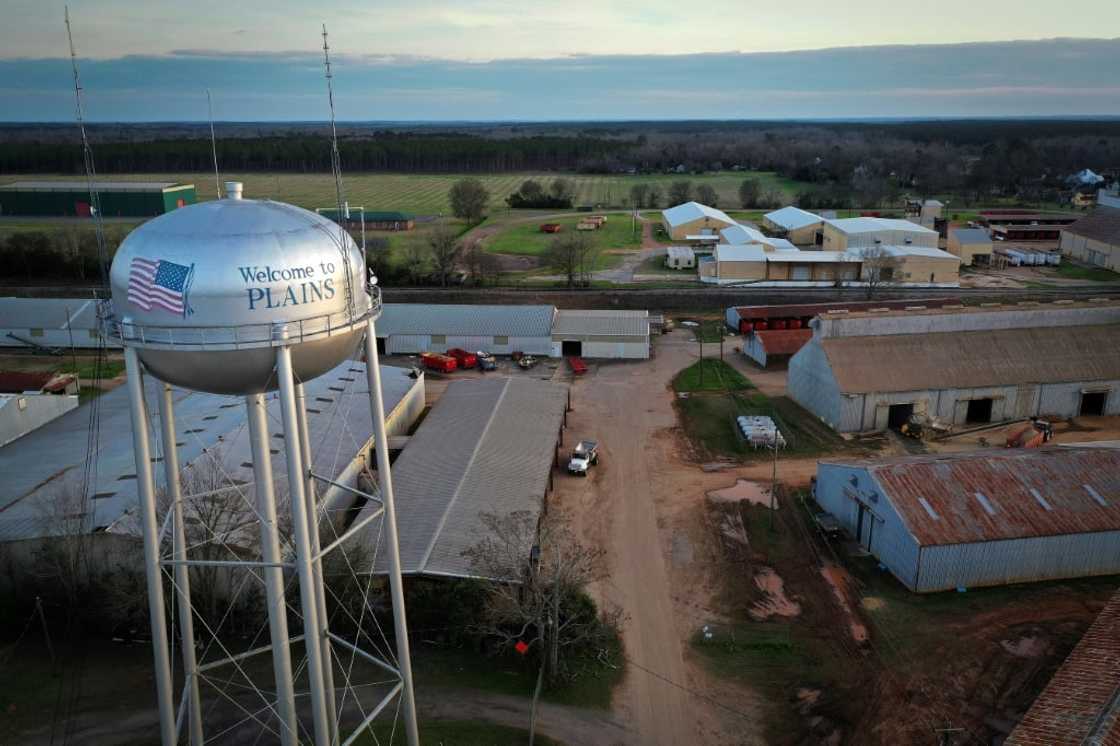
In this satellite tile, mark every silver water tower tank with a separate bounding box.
[107,183,371,394]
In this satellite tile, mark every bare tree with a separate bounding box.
[646,185,664,209]
[854,245,905,299]
[32,477,94,610]
[629,184,649,209]
[401,239,431,285]
[696,184,719,207]
[668,180,693,206]
[463,511,621,742]
[427,225,463,287]
[545,232,595,288]
[549,177,576,204]
[738,177,761,208]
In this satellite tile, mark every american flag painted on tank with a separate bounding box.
[128,258,194,317]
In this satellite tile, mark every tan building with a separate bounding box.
[699,243,958,286]
[661,201,737,241]
[762,206,825,245]
[947,227,994,266]
[1060,206,1120,271]
[821,217,940,251]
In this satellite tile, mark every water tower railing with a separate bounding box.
[100,286,381,350]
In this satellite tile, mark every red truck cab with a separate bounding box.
[446,348,478,368]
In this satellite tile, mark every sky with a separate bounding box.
[1,0,1119,120]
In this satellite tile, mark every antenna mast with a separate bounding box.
[207,89,221,199]
[65,6,109,287]
[321,24,355,317]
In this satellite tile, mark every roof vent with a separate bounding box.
[224,181,244,200]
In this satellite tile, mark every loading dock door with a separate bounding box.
[790,265,811,281]
[966,398,993,424]
[888,403,913,430]
[561,340,582,356]
[1080,391,1108,416]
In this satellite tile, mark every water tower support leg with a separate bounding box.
[123,347,177,746]
[364,318,421,746]
[245,393,299,746]
[158,384,204,746]
[276,346,331,746]
[296,382,338,743]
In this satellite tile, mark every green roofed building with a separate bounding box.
[0,181,196,218]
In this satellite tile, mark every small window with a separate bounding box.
[494,335,509,345]
[430,334,446,345]
[29,328,44,337]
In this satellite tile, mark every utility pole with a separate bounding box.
[769,439,777,532]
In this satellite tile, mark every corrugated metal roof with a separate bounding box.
[363,377,568,579]
[820,324,1120,394]
[1006,589,1120,746]
[1,181,183,191]
[662,201,736,229]
[1064,206,1120,245]
[714,244,768,262]
[764,206,824,230]
[763,238,800,251]
[823,447,1120,546]
[720,224,767,245]
[553,310,649,337]
[0,361,418,543]
[825,217,938,235]
[951,227,993,244]
[755,329,812,355]
[376,304,555,339]
[666,246,695,260]
[0,297,101,330]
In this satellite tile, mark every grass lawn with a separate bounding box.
[62,359,125,379]
[673,359,751,392]
[2,171,810,216]
[484,215,640,257]
[355,719,561,746]
[1053,262,1120,282]
[689,320,726,343]
[410,643,622,711]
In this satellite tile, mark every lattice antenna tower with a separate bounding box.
[321,24,356,317]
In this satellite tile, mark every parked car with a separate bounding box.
[567,440,599,476]
[476,351,497,371]
[419,352,457,373]
[446,348,478,368]
[517,355,538,369]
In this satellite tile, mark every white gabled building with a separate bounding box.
[821,217,940,251]
[762,206,825,245]
[661,201,737,241]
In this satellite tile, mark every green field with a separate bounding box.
[484,215,641,256]
[2,171,809,216]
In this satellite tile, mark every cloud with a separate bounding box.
[2,38,1119,121]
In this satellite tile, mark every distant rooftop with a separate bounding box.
[825,217,938,235]
[662,201,736,228]
[0,180,190,192]
[764,206,824,230]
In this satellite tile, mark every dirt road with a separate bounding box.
[553,331,766,745]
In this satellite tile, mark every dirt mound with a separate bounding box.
[707,479,774,506]
[749,568,802,620]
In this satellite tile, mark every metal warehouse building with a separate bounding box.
[788,301,1120,433]
[0,297,109,351]
[0,362,424,565]
[552,309,650,359]
[0,181,196,217]
[376,303,651,360]
[814,447,1120,593]
[376,303,556,357]
[362,377,568,579]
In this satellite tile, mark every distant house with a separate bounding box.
[1061,206,1120,271]
[366,211,415,231]
[761,206,825,245]
[947,227,993,266]
[660,202,737,241]
[665,246,696,269]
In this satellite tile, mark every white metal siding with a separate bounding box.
[579,341,649,359]
[788,340,844,429]
[386,334,552,356]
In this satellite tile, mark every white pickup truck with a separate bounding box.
[567,440,599,476]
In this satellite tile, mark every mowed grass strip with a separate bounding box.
[673,359,751,392]
[485,215,641,256]
[1,171,808,216]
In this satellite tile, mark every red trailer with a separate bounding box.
[540,223,562,233]
[419,352,458,373]
[568,356,588,375]
[446,348,478,368]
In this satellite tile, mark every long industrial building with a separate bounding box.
[1060,204,1120,271]
[375,303,651,359]
[820,217,940,251]
[0,361,424,568]
[0,181,196,217]
[1,297,110,351]
[788,301,1120,433]
[814,446,1120,592]
[362,377,568,579]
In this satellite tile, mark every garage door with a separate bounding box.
[790,265,811,281]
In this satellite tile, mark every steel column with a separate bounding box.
[296,381,338,743]
[245,393,299,745]
[364,317,420,746]
[158,384,204,746]
[123,347,177,746]
[276,341,331,746]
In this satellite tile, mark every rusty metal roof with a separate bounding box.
[1064,205,1120,245]
[824,447,1120,546]
[730,297,959,321]
[755,329,812,355]
[820,324,1120,394]
[1006,589,1120,746]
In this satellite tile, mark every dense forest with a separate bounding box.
[2,120,1119,205]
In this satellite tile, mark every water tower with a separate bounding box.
[102,182,419,746]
